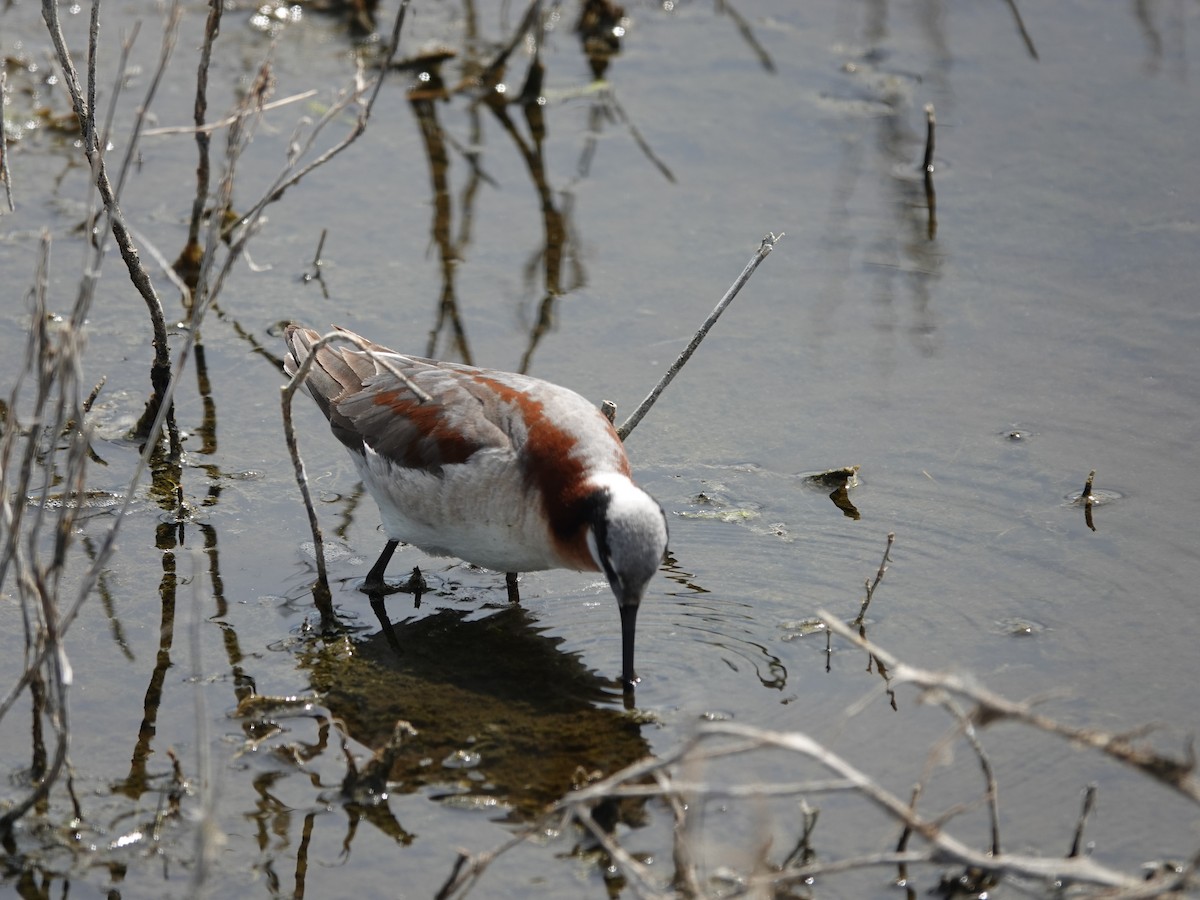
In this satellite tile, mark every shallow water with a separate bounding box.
[2,0,1199,896]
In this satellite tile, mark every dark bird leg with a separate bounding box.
[505,571,520,604]
[362,540,399,594]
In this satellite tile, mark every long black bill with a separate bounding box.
[619,602,640,692]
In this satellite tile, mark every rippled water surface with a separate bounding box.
[2,1,1199,896]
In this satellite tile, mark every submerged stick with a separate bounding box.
[1081,469,1096,499]
[1002,0,1040,61]
[302,228,328,288]
[617,232,782,440]
[1068,784,1097,858]
[1082,469,1097,531]
[923,104,937,240]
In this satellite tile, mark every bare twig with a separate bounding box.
[128,224,193,306]
[173,0,224,298]
[433,821,550,900]
[561,718,1146,894]
[853,531,895,626]
[41,0,181,450]
[617,232,782,440]
[697,721,1141,891]
[1069,783,1098,858]
[1002,0,1040,61]
[927,694,1003,856]
[281,348,334,618]
[0,50,285,727]
[821,612,1200,806]
[302,227,328,286]
[110,7,182,209]
[923,103,937,239]
[187,0,409,327]
[922,104,936,174]
[1,63,14,212]
[715,0,776,73]
[2,0,414,844]
[0,233,87,838]
[142,89,319,136]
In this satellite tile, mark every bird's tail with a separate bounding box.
[282,324,359,421]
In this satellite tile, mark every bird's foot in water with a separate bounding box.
[362,565,427,600]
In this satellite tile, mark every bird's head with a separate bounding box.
[584,475,669,693]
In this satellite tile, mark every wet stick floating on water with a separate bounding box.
[1068,469,1123,533]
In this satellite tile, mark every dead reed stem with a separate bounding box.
[0,234,89,838]
[1,63,14,212]
[617,232,783,441]
[41,0,181,452]
[853,531,894,626]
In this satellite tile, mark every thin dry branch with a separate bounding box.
[172,0,224,297]
[142,90,319,137]
[853,531,894,625]
[1069,783,1098,859]
[433,821,554,900]
[1,38,295,733]
[821,612,1200,806]
[684,721,1143,892]
[913,693,1002,856]
[0,233,90,838]
[922,103,936,239]
[1,63,14,212]
[617,232,782,440]
[1002,0,1040,61]
[41,0,181,449]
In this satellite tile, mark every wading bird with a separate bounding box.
[284,325,668,690]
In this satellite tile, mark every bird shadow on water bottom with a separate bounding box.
[295,601,652,822]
